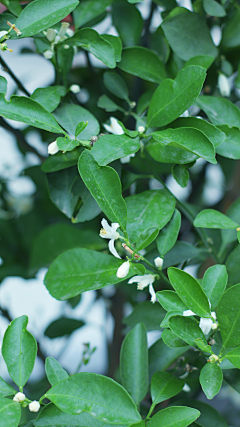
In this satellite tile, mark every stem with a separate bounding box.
[0,54,30,96]
[145,402,156,420]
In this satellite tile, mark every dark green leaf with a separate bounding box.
[91,134,140,166]
[45,357,69,386]
[194,209,239,229]
[200,363,223,399]
[136,227,159,251]
[0,397,21,427]
[151,372,184,405]
[42,149,81,173]
[123,301,166,331]
[112,1,143,47]
[0,377,15,397]
[97,95,120,112]
[147,140,198,164]
[226,244,240,285]
[169,316,209,347]
[149,338,189,377]
[56,137,80,152]
[156,210,181,257]
[162,241,210,268]
[31,86,66,113]
[221,9,240,48]
[147,406,200,427]
[224,346,240,369]
[161,329,189,348]
[103,71,129,101]
[172,165,189,187]
[183,55,215,70]
[202,265,228,309]
[216,126,240,159]
[73,0,112,29]
[221,197,240,246]
[196,96,240,128]
[171,117,225,148]
[75,121,88,138]
[44,317,84,338]
[217,284,240,348]
[175,399,228,427]
[101,35,122,62]
[203,0,226,17]
[0,77,7,94]
[157,290,187,312]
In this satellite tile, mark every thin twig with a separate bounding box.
[0,55,30,96]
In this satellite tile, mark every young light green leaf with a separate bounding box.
[103,71,129,101]
[15,0,79,37]
[157,290,187,312]
[169,316,208,347]
[161,329,189,348]
[78,150,127,231]
[31,86,66,113]
[156,210,181,257]
[168,267,211,317]
[225,346,240,369]
[125,189,176,243]
[0,397,21,427]
[202,265,228,309]
[172,165,189,188]
[118,46,167,83]
[196,96,240,128]
[203,0,226,17]
[91,134,140,166]
[2,315,37,388]
[120,323,148,404]
[112,1,143,47]
[217,284,240,348]
[75,121,88,138]
[151,372,184,405]
[44,248,134,300]
[44,373,141,425]
[136,227,159,251]
[45,357,69,387]
[150,128,216,164]
[147,406,200,427]
[0,377,15,397]
[56,137,80,152]
[73,0,112,29]
[216,126,240,159]
[147,66,206,128]
[194,209,239,229]
[200,363,223,399]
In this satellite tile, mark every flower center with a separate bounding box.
[100,228,107,236]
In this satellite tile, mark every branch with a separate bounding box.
[0,54,31,97]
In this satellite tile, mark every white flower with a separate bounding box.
[183,310,217,335]
[43,50,54,59]
[99,218,121,259]
[154,256,163,268]
[183,383,191,392]
[218,73,231,97]
[13,392,25,403]
[103,117,124,135]
[70,84,81,94]
[46,28,57,42]
[120,154,135,164]
[0,30,8,39]
[138,126,145,133]
[29,401,40,412]
[58,22,70,39]
[210,25,222,46]
[48,140,59,155]
[128,274,156,303]
[116,260,130,278]
[66,28,74,38]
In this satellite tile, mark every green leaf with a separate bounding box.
[156,210,181,257]
[125,189,176,243]
[1,0,22,16]
[150,128,216,164]
[183,55,215,70]
[54,103,100,141]
[174,400,228,427]
[91,134,140,166]
[196,96,240,128]
[68,29,116,69]
[172,165,189,187]
[216,126,240,159]
[0,397,21,427]
[169,316,208,347]
[2,315,37,388]
[97,95,120,112]
[44,373,141,425]
[221,9,240,48]
[171,117,226,148]
[162,241,209,268]
[0,377,15,397]
[118,47,167,83]
[226,244,240,286]
[200,363,223,399]
[168,267,211,318]
[161,10,217,61]
[147,406,200,427]
[44,248,133,300]
[101,35,122,62]
[56,137,80,152]
[42,149,81,173]
[224,346,240,369]
[147,66,206,128]
[31,86,66,113]
[194,209,239,229]
[161,311,183,328]
[0,94,63,133]
[103,71,129,101]
[149,338,190,377]
[120,323,148,404]
[203,0,226,17]
[161,329,189,348]
[157,290,187,312]
[202,265,228,310]
[136,227,159,251]
[217,284,240,348]
[147,140,198,164]
[73,0,112,29]
[123,301,166,332]
[112,1,143,47]
[78,150,127,231]
[15,0,79,37]
[221,197,240,246]
[44,317,84,338]
[45,357,69,386]
[75,121,88,138]
[151,372,184,405]
[0,77,7,94]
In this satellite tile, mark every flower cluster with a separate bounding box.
[43,22,74,59]
[13,393,40,412]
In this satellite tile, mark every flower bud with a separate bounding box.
[209,354,219,363]
[154,256,163,268]
[66,28,74,38]
[116,261,130,278]
[0,30,8,40]
[13,392,25,403]
[70,84,81,94]
[58,22,70,39]
[29,400,40,412]
[48,141,59,155]
[138,126,145,133]
[211,322,218,330]
[43,50,54,59]
[46,28,56,42]
[218,73,231,97]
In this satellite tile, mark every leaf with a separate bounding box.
[183,55,215,70]
[44,317,84,338]
[120,323,148,404]
[171,117,225,148]
[103,71,129,101]
[97,95,120,112]
[151,372,184,405]
[225,346,240,369]
[78,150,127,231]
[150,128,216,164]
[45,357,69,386]
[221,9,240,48]
[196,96,240,128]
[0,77,7,94]
[172,165,189,188]
[118,47,167,83]
[162,241,210,268]
[147,406,200,427]
[194,209,239,229]
[54,103,100,141]
[91,134,140,166]
[15,0,79,37]
[147,66,206,128]
[149,338,189,377]
[31,86,66,113]
[161,311,183,329]
[175,400,228,427]
[156,290,187,312]
[202,265,228,310]
[161,10,217,61]
[226,244,240,286]
[125,189,176,243]
[136,227,159,251]
[147,141,198,165]
[168,267,211,318]
[68,28,116,69]
[44,373,141,425]
[216,126,240,159]
[217,284,240,348]
[199,363,223,399]
[0,377,15,397]
[203,0,226,17]
[101,35,122,62]
[221,197,240,246]
[161,329,189,348]
[56,137,80,152]
[112,1,143,47]
[73,0,112,29]
[123,301,166,331]
[169,316,208,347]
[1,315,37,388]
[44,248,134,300]
[0,397,21,427]
[75,121,88,138]
[42,149,81,173]
[0,94,63,133]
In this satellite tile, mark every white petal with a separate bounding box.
[110,117,124,135]
[199,317,213,335]
[120,154,135,164]
[138,278,152,289]
[111,223,120,232]
[211,25,222,46]
[218,74,231,97]
[103,123,114,134]
[128,274,153,284]
[101,218,112,232]
[149,283,157,303]
[211,311,217,320]
[183,383,191,392]
[128,275,144,284]
[109,239,121,259]
[183,310,196,317]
